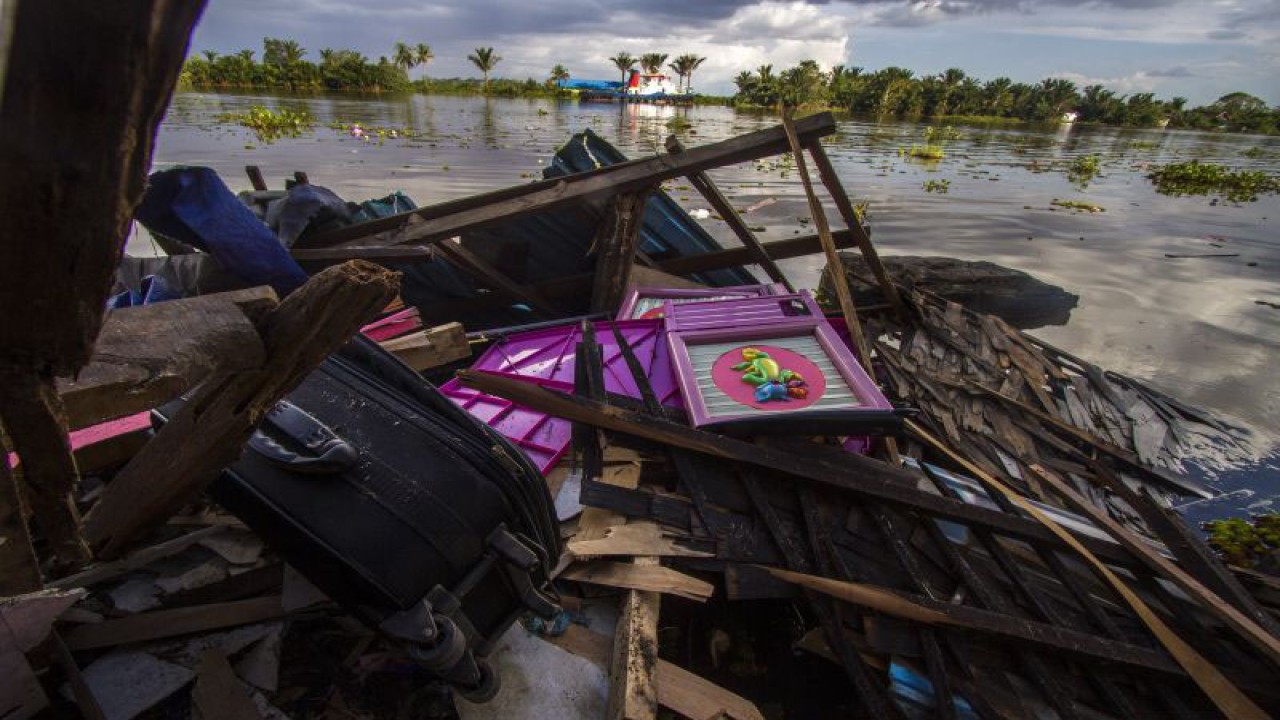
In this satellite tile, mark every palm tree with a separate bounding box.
[680,54,706,93]
[414,43,433,78]
[610,52,636,85]
[201,50,219,63]
[236,49,255,62]
[393,42,416,75]
[468,47,501,93]
[668,57,690,92]
[639,53,668,75]
[549,63,570,87]
[319,48,336,66]
[280,40,305,64]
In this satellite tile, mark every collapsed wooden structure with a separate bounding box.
[0,7,1277,715]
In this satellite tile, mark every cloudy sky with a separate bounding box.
[191,0,1280,105]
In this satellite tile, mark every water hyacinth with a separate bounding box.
[1148,160,1280,203]
[217,105,313,143]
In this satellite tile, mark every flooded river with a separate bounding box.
[148,92,1280,520]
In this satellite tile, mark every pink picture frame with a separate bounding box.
[615,284,786,321]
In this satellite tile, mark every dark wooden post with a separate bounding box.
[0,454,41,594]
[83,261,400,558]
[0,0,206,567]
[664,136,795,292]
[805,141,907,320]
[591,189,653,314]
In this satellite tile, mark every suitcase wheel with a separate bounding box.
[409,614,467,672]
[457,658,501,704]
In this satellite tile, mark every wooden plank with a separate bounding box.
[906,421,1270,719]
[665,136,793,291]
[546,625,765,720]
[608,556,660,720]
[568,521,713,558]
[592,190,653,314]
[806,140,906,320]
[57,288,277,430]
[63,596,285,651]
[562,561,714,602]
[456,370,1137,564]
[245,165,268,192]
[379,322,470,371]
[51,526,225,590]
[295,113,838,253]
[82,262,398,558]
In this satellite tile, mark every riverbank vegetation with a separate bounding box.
[733,63,1280,134]
[181,39,1278,135]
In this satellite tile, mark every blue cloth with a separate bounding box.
[135,167,308,296]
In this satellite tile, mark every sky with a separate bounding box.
[190,0,1280,106]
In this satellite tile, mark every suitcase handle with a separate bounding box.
[248,400,359,474]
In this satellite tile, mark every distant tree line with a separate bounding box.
[733,62,1280,134]
[182,38,412,92]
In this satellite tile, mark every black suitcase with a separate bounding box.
[159,337,561,703]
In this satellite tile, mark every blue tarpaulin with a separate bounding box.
[135,167,309,296]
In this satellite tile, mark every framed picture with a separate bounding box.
[616,284,784,320]
[667,317,899,435]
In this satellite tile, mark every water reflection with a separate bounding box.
[149,92,1280,506]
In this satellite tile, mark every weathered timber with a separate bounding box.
[0,0,206,569]
[245,165,268,191]
[294,112,837,253]
[57,288,277,430]
[192,650,265,720]
[665,136,793,291]
[562,561,714,602]
[908,422,1270,719]
[765,567,1186,675]
[0,455,40,594]
[1023,465,1280,669]
[806,142,906,320]
[63,596,285,651]
[83,262,399,558]
[378,321,470,372]
[51,526,225,590]
[607,556,660,720]
[0,372,90,565]
[456,370,1136,564]
[592,189,654,313]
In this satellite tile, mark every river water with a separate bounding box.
[147,92,1280,521]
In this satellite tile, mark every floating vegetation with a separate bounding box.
[1204,514,1279,570]
[666,116,693,132]
[1051,199,1105,213]
[1242,146,1276,159]
[1067,154,1101,188]
[1148,160,1280,203]
[902,125,957,161]
[217,106,313,143]
[1127,140,1160,151]
[922,179,951,194]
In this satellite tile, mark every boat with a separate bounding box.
[567,69,694,104]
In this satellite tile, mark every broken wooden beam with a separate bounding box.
[432,237,560,317]
[378,321,470,371]
[83,261,399,558]
[63,596,285,651]
[806,141,906,320]
[57,287,277,430]
[665,136,793,291]
[592,189,653,314]
[291,113,838,254]
[456,370,1136,564]
[607,556,661,720]
[562,561,714,602]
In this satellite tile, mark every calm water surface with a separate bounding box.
[148,92,1280,520]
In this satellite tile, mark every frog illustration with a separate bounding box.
[731,347,808,402]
